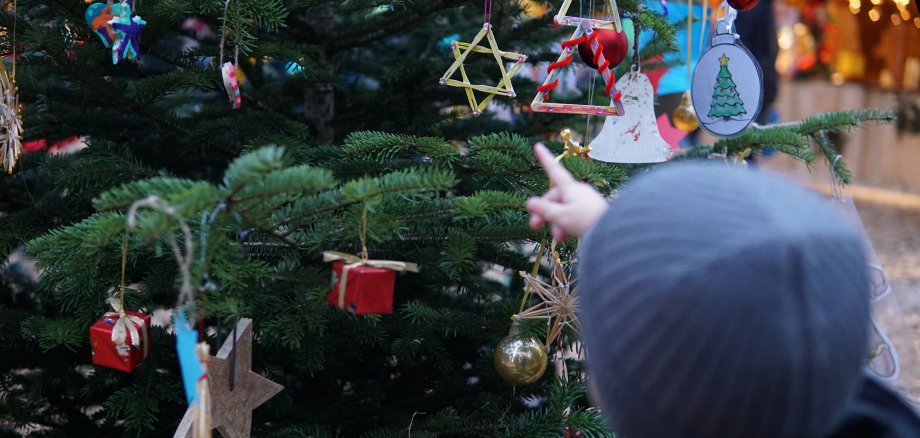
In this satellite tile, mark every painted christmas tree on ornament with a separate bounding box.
[691,14,762,138]
[708,54,746,120]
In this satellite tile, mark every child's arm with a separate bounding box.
[526,144,608,240]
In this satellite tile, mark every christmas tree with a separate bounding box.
[708,53,747,120]
[0,0,893,436]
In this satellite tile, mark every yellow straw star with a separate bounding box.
[515,253,580,347]
[439,23,527,116]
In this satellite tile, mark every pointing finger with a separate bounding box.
[534,143,576,188]
[526,197,566,224]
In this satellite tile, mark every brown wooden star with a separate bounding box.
[174,318,284,438]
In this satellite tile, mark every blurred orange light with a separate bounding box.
[869,7,881,20]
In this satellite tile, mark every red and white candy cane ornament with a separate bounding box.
[531,20,625,116]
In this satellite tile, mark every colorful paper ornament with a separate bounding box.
[0,61,21,174]
[438,23,527,116]
[576,28,628,70]
[175,319,284,438]
[639,4,710,95]
[587,71,672,163]
[90,297,150,372]
[690,16,762,137]
[221,62,241,109]
[656,113,688,150]
[85,2,122,48]
[531,19,625,116]
[323,251,419,315]
[109,1,145,64]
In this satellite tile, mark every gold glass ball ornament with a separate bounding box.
[672,90,699,132]
[493,322,548,386]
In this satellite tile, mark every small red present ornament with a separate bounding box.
[323,251,419,315]
[90,297,151,372]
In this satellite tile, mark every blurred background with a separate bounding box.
[748,0,920,402]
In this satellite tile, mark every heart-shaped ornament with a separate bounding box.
[85,3,123,48]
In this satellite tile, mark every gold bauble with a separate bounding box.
[672,90,699,132]
[493,323,548,386]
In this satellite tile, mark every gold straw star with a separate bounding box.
[515,253,580,347]
[439,24,527,116]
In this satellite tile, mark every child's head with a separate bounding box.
[579,163,870,438]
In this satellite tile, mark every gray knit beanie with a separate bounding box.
[579,163,870,438]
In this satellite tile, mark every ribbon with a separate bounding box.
[323,251,419,309]
[104,296,149,358]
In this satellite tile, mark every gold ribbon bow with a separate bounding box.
[323,251,419,309]
[104,296,149,358]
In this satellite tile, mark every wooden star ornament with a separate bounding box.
[175,318,284,438]
[439,23,527,116]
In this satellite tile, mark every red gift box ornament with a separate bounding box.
[323,251,419,315]
[90,297,150,372]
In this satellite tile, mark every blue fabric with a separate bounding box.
[174,309,204,405]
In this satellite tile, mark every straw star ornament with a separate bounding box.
[515,254,580,347]
[439,23,526,116]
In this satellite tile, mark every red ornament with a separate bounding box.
[564,427,583,438]
[90,301,150,372]
[577,29,628,70]
[327,261,396,315]
[727,0,759,11]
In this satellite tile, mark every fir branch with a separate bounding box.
[814,131,852,184]
[786,109,895,136]
[329,0,471,54]
[342,131,459,163]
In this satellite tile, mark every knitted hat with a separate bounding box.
[579,163,870,438]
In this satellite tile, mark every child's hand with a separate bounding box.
[526,143,608,241]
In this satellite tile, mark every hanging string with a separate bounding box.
[360,204,369,262]
[218,0,232,68]
[517,241,547,316]
[686,0,693,83]
[483,0,493,25]
[699,1,716,53]
[127,197,195,311]
[631,9,641,70]
[830,154,844,200]
[196,204,224,344]
[722,0,737,33]
[11,0,16,81]
[583,0,599,143]
[119,233,129,311]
